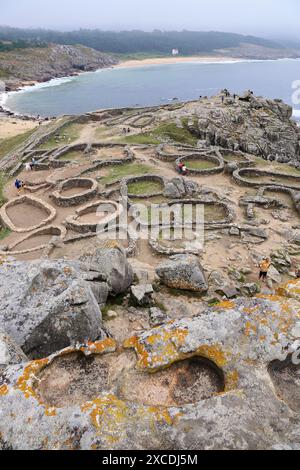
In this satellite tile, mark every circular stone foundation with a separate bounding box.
[233,168,300,190]
[176,153,224,175]
[65,199,123,233]
[0,195,56,233]
[4,225,66,255]
[125,175,165,198]
[132,199,234,228]
[51,177,98,207]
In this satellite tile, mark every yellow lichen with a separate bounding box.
[0,384,8,396]
[196,344,229,368]
[225,370,239,391]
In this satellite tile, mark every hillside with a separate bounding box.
[0,26,299,58]
[0,43,118,91]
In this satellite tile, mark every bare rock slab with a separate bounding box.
[156,254,208,292]
[0,259,104,359]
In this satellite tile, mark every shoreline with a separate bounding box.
[1,56,300,122]
[115,55,243,68]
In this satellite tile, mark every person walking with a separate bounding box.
[259,257,271,282]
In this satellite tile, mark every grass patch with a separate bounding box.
[0,227,11,241]
[0,127,38,159]
[255,158,300,175]
[101,163,153,184]
[38,122,82,150]
[166,287,204,299]
[101,293,127,318]
[118,134,160,145]
[151,122,197,146]
[0,68,10,79]
[59,150,84,161]
[185,159,216,170]
[127,180,163,195]
[0,172,6,206]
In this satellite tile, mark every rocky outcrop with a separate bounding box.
[0,249,133,359]
[1,44,118,91]
[1,280,300,449]
[80,247,134,296]
[0,258,105,359]
[0,328,27,370]
[192,93,300,162]
[163,177,200,198]
[156,254,208,292]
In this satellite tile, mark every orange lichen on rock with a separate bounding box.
[276,279,300,300]
[196,344,229,368]
[124,328,188,370]
[225,369,239,391]
[216,300,235,309]
[81,394,128,437]
[16,358,49,399]
[80,337,117,355]
[0,384,8,396]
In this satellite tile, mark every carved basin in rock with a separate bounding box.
[51,177,98,207]
[33,348,224,409]
[268,357,300,412]
[3,225,66,255]
[65,199,123,233]
[0,195,56,233]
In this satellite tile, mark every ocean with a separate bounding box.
[2,58,300,119]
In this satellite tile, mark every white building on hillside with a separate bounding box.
[172,49,179,56]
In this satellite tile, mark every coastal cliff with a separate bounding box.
[0,44,118,91]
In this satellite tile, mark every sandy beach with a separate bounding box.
[116,55,240,68]
[0,115,38,140]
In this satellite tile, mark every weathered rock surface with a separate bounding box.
[0,258,105,359]
[1,280,300,449]
[2,44,118,91]
[0,328,27,370]
[130,284,154,306]
[163,177,199,199]
[80,247,134,296]
[156,255,208,292]
[192,93,300,162]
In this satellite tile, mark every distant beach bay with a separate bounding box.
[2,57,300,118]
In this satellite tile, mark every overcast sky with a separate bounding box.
[1,0,300,39]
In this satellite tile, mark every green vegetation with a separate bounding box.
[0,26,281,55]
[38,123,82,150]
[255,158,300,175]
[101,162,153,185]
[118,134,160,145]
[59,150,84,161]
[0,172,7,206]
[151,122,198,146]
[185,159,217,170]
[0,39,46,52]
[101,293,127,318]
[0,227,11,241]
[0,128,38,160]
[127,180,163,195]
[0,68,10,79]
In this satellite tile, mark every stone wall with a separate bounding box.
[0,195,56,233]
[51,178,98,207]
[233,168,300,190]
[176,153,224,175]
